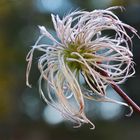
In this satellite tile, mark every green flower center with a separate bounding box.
[63,43,94,71]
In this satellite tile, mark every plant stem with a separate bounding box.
[100,70,140,114]
[111,83,140,114]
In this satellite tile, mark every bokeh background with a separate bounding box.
[0,0,140,140]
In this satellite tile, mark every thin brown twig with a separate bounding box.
[100,70,140,114]
[111,83,140,114]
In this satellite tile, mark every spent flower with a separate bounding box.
[26,6,139,129]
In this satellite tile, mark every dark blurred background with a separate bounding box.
[0,0,140,140]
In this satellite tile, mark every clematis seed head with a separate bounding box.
[26,6,139,129]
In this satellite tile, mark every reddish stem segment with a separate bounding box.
[111,83,140,114]
[98,69,140,114]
